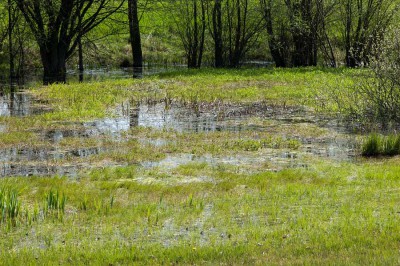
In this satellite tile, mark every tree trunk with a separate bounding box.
[197,0,206,67]
[78,38,84,82]
[188,0,199,68]
[213,0,224,67]
[8,0,15,80]
[128,0,143,76]
[261,0,287,67]
[40,44,67,85]
[78,7,84,82]
[289,0,318,67]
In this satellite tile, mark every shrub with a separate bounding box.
[320,29,400,129]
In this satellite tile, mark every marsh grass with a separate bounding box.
[362,133,381,156]
[362,133,400,157]
[0,188,20,227]
[44,190,66,220]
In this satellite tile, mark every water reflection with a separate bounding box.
[137,102,251,132]
[0,88,30,116]
[0,163,78,177]
[0,97,358,177]
[0,86,49,117]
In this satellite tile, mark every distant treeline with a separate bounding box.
[0,0,399,84]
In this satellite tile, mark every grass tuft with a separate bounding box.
[0,188,21,227]
[362,134,381,157]
[362,133,400,157]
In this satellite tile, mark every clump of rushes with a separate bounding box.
[382,135,400,156]
[362,134,400,157]
[0,188,21,227]
[362,134,381,157]
[44,190,66,220]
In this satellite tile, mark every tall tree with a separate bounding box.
[211,0,224,67]
[8,0,15,80]
[128,0,143,75]
[260,0,291,67]
[261,0,337,67]
[225,0,263,67]
[210,0,262,68]
[284,0,320,66]
[16,0,124,84]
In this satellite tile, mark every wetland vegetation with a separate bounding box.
[2,0,400,264]
[0,68,400,264]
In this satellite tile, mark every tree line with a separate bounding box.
[0,0,399,84]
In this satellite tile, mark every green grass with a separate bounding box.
[0,160,400,264]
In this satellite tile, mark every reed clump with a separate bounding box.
[362,134,400,157]
[0,188,21,227]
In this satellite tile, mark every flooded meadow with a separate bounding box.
[0,87,358,178]
[1,68,399,264]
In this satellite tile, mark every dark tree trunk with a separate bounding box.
[197,0,206,67]
[213,0,224,67]
[188,0,199,68]
[78,7,84,82]
[78,38,84,82]
[261,0,287,67]
[128,0,143,76]
[40,43,68,84]
[8,0,15,80]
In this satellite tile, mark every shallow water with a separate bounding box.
[0,89,358,177]
[0,89,49,117]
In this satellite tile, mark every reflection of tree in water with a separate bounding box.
[129,102,140,128]
[0,86,31,116]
